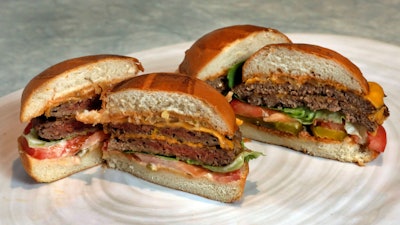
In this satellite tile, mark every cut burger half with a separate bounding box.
[231,43,389,165]
[77,72,262,203]
[18,54,144,182]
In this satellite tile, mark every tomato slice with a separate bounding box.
[230,99,293,121]
[18,130,107,159]
[19,135,85,159]
[367,125,387,153]
[230,99,263,118]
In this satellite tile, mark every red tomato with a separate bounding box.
[230,99,263,118]
[19,121,108,160]
[19,136,65,159]
[367,125,387,153]
[18,132,96,159]
[230,99,295,123]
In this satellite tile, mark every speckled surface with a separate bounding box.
[1,0,399,97]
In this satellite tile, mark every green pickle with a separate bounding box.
[273,121,303,135]
[311,126,347,141]
[239,116,303,135]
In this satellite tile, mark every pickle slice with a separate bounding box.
[273,121,303,135]
[238,116,303,135]
[311,126,347,141]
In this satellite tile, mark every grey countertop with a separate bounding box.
[1,0,399,97]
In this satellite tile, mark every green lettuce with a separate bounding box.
[278,107,345,125]
[201,150,263,173]
[227,61,244,89]
[280,107,316,125]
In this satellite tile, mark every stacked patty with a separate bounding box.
[32,97,102,140]
[105,123,244,167]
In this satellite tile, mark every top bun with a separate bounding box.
[78,73,238,137]
[178,24,291,81]
[20,54,144,122]
[243,43,369,94]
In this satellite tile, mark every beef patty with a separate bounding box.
[32,96,102,140]
[206,76,229,94]
[32,117,100,140]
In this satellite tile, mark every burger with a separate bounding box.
[230,43,390,165]
[76,72,262,202]
[17,54,143,182]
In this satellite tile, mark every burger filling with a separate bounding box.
[224,62,389,152]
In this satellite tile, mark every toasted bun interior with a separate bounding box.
[18,141,103,183]
[239,121,379,165]
[179,24,292,80]
[103,150,249,203]
[20,54,143,122]
[243,43,369,94]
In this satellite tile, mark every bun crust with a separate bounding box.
[103,150,249,203]
[243,43,369,94]
[239,121,379,166]
[178,25,291,80]
[18,140,103,182]
[20,54,143,122]
[89,73,238,137]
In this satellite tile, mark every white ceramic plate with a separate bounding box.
[1,34,399,225]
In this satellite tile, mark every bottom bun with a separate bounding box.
[103,150,249,203]
[239,121,379,166]
[18,142,103,183]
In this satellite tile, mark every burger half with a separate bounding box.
[18,54,143,182]
[231,43,390,165]
[76,72,262,203]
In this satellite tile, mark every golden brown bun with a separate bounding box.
[243,43,369,94]
[103,150,249,203]
[20,54,144,122]
[18,139,103,182]
[239,121,379,166]
[178,24,291,81]
[78,73,238,138]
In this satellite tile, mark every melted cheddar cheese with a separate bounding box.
[117,132,205,148]
[365,82,385,109]
[369,107,387,125]
[156,121,235,150]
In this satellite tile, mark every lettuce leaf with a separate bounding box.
[199,150,263,173]
[278,107,345,125]
[227,61,244,89]
[344,122,368,143]
[280,107,316,125]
